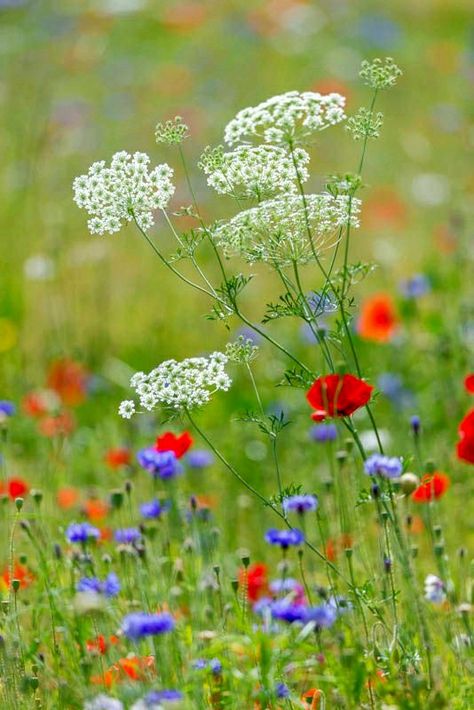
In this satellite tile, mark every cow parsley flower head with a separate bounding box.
[211,193,360,266]
[73,151,175,235]
[224,90,346,145]
[199,144,309,199]
[155,115,189,144]
[119,352,231,417]
[359,57,402,90]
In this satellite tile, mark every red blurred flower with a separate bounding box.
[83,498,109,522]
[105,447,131,468]
[2,561,35,590]
[325,533,353,562]
[155,431,193,458]
[464,374,474,394]
[86,634,119,655]
[22,392,49,417]
[47,359,89,407]
[306,374,373,421]
[38,411,75,437]
[57,487,80,509]
[0,477,29,500]
[412,472,450,503]
[456,409,474,464]
[238,562,269,603]
[301,688,322,709]
[91,655,155,687]
[357,293,398,343]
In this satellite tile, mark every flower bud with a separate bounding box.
[400,472,419,495]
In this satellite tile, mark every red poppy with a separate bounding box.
[357,293,398,343]
[83,498,109,522]
[38,411,75,437]
[412,472,450,502]
[301,688,322,709]
[91,655,155,687]
[464,374,474,394]
[2,561,35,590]
[306,374,373,421]
[86,634,119,655]
[456,409,474,464]
[57,487,80,509]
[0,477,29,500]
[105,447,131,468]
[325,533,353,562]
[22,391,49,417]
[238,562,269,603]
[47,359,88,407]
[155,431,193,458]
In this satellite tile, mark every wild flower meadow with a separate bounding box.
[1,49,474,710]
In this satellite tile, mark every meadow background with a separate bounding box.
[1,1,474,707]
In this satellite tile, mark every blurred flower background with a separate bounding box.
[1,0,472,382]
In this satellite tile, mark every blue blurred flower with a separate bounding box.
[114,527,141,544]
[399,274,430,299]
[140,499,168,519]
[364,454,403,479]
[186,450,214,469]
[137,448,182,479]
[310,423,337,442]
[0,401,15,418]
[265,528,304,549]
[66,522,100,544]
[282,494,318,515]
[121,612,175,639]
[275,683,290,698]
[77,573,120,598]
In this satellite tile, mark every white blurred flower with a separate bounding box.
[84,695,124,710]
[23,255,55,281]
[411,173,449,206]
[424,574,446,604]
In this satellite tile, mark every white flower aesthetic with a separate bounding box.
[211,193,360,265]
[223,91,346,146]
[424,574,446,604]
[198,144,310,200]
[119,352,232,416]
[72,151,175,235]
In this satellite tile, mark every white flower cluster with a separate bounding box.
[223,91,346,146]
[73,151,175,235]
[199,144,309,200]
[211,193,360,266]
[119,352,231,416]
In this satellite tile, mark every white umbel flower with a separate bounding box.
[73,151,175,235]
[211,193,360,266]
[119,352,231,416]
[199,144,309,200]
[224,91,346,146]
[118,400,135,419]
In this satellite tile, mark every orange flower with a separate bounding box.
[91,655,155,687]
[325,533,353,562]
[301,688,322,709]
[2,561,35,590]
[57,487,80,509]
[47,359,89,406]
[105,447,131,468]
[83,498,109,522]
[38,411,75,437]
[86,635,119,655]
[358,294,398,343]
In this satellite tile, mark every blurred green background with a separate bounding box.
[1,0,473,387]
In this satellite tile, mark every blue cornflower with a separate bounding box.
[76,573,120,598]
[265,528,304,549]
[310,423,337,443]
[307,290,338,316]
[66,522,100,544]
[192,659,208,670]
[410,415,421,435]
[364,454,403,479]
[275,683,290,699]
[269,578,301,594]
[137,448,182,480]
[270,600,307,623]
[121,612,175,639]
[0,401,15,418]
[140,499,168,519]
[186,450,214,469]
[282,494,318,515]
[209,658,222,675]
[114,527,141,544]
[327,595,353,615]
[142,689,183,705]
[378,373,415,410]
[304,604,337,628]
[399,274,430,299]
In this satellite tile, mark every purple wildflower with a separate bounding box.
[137,448,182,480]
[114,527,141,544]
[66,522,100,544]
[140,499,168,519]
[265,528,304,549]
[186,450,214,469]
[121,612,175,639]
[364,453,403,479]
[310,423,338,442]
[282,494,318,515]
